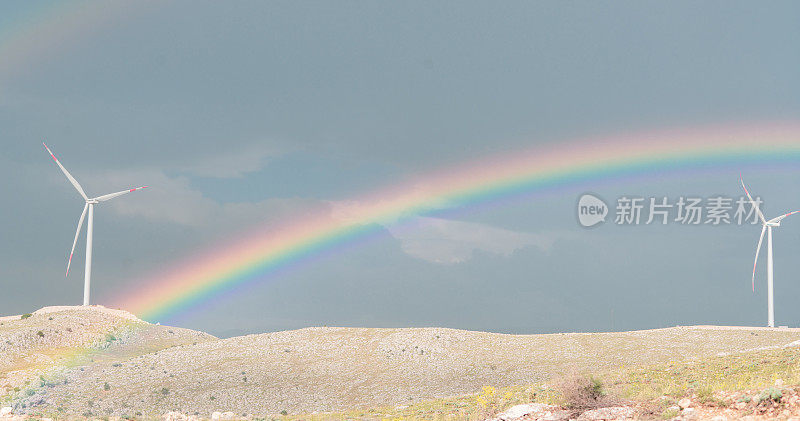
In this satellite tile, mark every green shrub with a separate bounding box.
[104,382,111,391]
[21,314,32,319]
[36,331,44,338]
[555,372,614,409]
[758,388,782,403]
[661,408,680,419]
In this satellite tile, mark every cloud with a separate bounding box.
[84,168,330,234]
[63,164,552,266]
[173,142,281,178]
[329,195,557,265]
[385,216,555,264]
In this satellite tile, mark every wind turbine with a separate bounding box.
[43,142,148,306]
[741,177,799,327]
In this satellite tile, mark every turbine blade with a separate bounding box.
[752,225,766,292]
[43,142,88,200]
[66,203,88,277]
[93,186,148,202]
[740,177,767,225]
[768,210,800,224]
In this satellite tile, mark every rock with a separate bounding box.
[668,405,680,412]
[678,398,692,409]
[162,411,187,421]
[682,407,696,419]
[576,406,635,420]
[734,402,747,410]
[220,412,236,420]
[711,416,727,421]
[0,408,11,417]
[494,403,557,420]
[491,403,570,421]
[775,379,785,387]
[211,412,222,420]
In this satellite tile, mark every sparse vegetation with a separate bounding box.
[20,313,32,319]
[758,387,783,403]
[661,407,680,419]
[613,346,800,401]
[554,371,618,410]
[4,307,800,419]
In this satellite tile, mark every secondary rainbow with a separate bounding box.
[112,123,800,322]
[0,2,147,84]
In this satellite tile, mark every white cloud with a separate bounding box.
[174,142,280,178]
[85,168,331,234]
[72,167,552,265]
[385,216,555,264]
[329,194,556,264]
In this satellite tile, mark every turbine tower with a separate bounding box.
[741,177,799,327]
[43,142,147,306]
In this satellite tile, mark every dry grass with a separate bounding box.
[608,345,800,401]
[4,308,800,418]
[282,342,800,420]
[554,370,623,411]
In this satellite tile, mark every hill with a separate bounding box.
[2,307,800,418]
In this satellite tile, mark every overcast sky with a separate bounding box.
[2,1,800,337]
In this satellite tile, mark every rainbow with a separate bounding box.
[0,2,146,85]
[111,123,800,322]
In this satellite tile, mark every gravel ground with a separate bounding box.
[3,307,800,418]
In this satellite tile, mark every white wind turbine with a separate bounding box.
[43,142,148,306]
[741,177,800,328]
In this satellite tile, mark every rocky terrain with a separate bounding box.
[2,306,800,419]
[490,385,800,421]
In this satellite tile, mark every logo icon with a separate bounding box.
[577,194,608,227]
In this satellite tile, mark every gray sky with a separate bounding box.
[2,1,800,337]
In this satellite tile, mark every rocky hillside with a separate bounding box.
[2,307,800,419]
[0,306,213,413]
